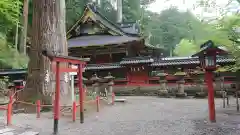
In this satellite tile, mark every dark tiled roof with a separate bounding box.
[119,23,140,36]
[151,56,235,67]
[120,56,154,65]
[85,63,122,70]
[68,35,139,48]
[0,56,235,73]
[0,69,26,75]
[67,4,141,37]
[216,57,235,63]
[90,4,141,36]
[192,40,228,57]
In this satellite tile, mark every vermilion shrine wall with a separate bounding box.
[127,65,149,84]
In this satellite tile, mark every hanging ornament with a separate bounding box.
[142,66,144,70]
[64,73,69,83]
[23,81,26,86]
[44,70,50,83]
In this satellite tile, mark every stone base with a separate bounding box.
[175,92,187,98]
[215,91,226,98]
[158,90,170,98]
[195,92,207,98]
[232,91,240,97]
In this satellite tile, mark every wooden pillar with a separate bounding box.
[78,64,84,123]
[206,71,216,122]
[53,62,60,134]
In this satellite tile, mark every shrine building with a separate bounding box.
[67,4,235,86]
[0,3,236,87]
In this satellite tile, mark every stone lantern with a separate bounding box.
[104,72,115,96]
[192,40,228,122]
[214,66,226,98]
[174,70,187,98]
[191,69,206,98]
[90,73,100,95]
[156,72,168,97]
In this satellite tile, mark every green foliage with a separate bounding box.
[98,0,117,23]
[65,0,87,29]
[174,39,199,56]
[199,15,240,71]
[143,8,205,56]
[0,35,28,69]
[0,0,22,34]
[123,0,141,22]
[0,76,9,90]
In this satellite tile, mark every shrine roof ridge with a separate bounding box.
[68,35,139,48]
[151,56,235,67]
[67,3,141,38]
[0,56,236,73]
[120,56,154,65]
[85,62,122,70]
[0,69,26,75]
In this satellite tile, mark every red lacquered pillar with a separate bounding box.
[36,100,41,118]
[206,71,216,122]
[53,62,60,134]
[78,64,84,123]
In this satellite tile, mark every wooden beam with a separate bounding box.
[69,47,126,56]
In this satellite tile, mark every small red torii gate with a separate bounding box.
[42,50,88,134]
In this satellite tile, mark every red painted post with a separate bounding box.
[36,100,41,118]
[96,96,100,112]
[72,101,76,122]
[206,71,216,122]
[7,93,13,126]
[53,62,60,134]
[78,64,84,123]
[112,92,115,105]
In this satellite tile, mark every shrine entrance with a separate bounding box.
[128,65,149,84]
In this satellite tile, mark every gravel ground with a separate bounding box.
[1,97,240,135]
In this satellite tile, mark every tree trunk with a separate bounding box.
[19,0,29,54]
[21,0,70,111]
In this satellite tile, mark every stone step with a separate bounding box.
[0,127,39,135]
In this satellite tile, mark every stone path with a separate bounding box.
[2,97,240,135]
[0,127,38,135]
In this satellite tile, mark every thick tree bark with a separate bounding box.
[21,0,70,110]
[19,0,29,54]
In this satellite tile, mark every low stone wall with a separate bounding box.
[86,83,235,97]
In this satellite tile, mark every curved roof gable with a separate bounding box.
[67,3,141,39]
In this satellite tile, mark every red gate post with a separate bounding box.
[72,101,76,122]
[112,92,115,105]
[78,64,84,123]
[206,71,216,122]
[96,96,100,112]
[7,92,13,126]
[36,100,41,118]
[53,62,60,134]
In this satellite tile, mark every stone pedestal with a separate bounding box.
[195,80,207,98]
[107,81,114,96]
[158,80,169,97]
[104,72,115,97]
[92,82,100,95]
[176,80,187,98]
[215,77,224,98]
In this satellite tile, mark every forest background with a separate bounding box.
[0,0,239,75]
